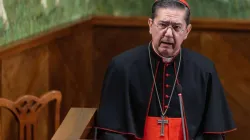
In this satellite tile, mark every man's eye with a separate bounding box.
[174,26,181,29]
[159,24,166,28]
[174,26,181,31]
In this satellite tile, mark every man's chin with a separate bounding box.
[158,48,174,57]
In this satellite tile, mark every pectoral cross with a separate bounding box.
[157,115,168,136]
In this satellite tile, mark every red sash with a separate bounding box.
[142,116,183,140]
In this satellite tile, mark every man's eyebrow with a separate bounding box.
[158,20,182,25]
[172,23,183,26]
[158,20,170,24]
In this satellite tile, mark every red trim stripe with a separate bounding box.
[203,128,237,134]
[163,64,166,111]
[95,127,142,139]
[144,61,160,138]
[146,61,160,117]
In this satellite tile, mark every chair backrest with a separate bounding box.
[0,90,62,140]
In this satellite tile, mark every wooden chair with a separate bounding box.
[0,90,62,140]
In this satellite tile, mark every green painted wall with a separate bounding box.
[95,0,250,18]
[0,0,94,47]
[0,0,250,47]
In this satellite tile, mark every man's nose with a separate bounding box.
[164,27,173,37]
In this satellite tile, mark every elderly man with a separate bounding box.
[96,0,236,139]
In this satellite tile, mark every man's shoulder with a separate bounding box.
[183,48,215,72]
[111,44,148,67]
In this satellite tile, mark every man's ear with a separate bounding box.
[184,24,192,40]
[148,18,153,34]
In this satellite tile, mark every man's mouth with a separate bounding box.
[161,41,174,46]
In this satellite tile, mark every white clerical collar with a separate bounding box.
[162,57,173,63]
[152,44,174,63]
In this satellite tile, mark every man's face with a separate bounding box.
[148,8,192,57]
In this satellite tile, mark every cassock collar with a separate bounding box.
[150,43,181,64]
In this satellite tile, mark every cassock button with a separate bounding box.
[165,84,171,88]
[165,95,169,98]
[164,105,168,109]
[165,73,171,77]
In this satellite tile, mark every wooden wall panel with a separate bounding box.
[0,19,94,140]
[48,21,94,123]
[0,46,49,140]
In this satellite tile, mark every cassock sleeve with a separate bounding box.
[202,64,236,134]
[195,134,225,140]
[95,59,136,139]
[99,131,128,140]
[203,134,225,140]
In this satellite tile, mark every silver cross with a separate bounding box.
[157,115,168,136]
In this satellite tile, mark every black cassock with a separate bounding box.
[95,43,236,140]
